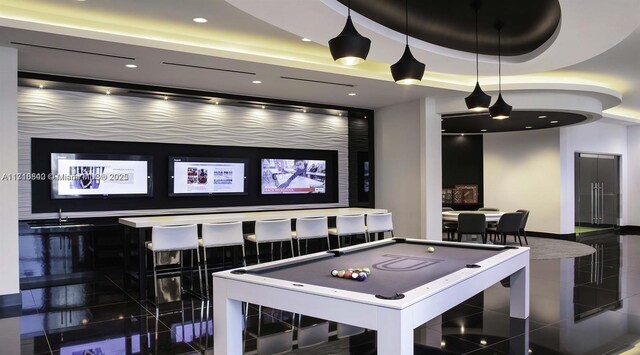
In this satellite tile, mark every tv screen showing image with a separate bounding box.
[169,157,247,196]
[51,153,153,199]
[261,159,326,194]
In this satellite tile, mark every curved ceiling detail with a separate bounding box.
[338,0,561,57]
[442,110,586,134]
[226,0,640,75]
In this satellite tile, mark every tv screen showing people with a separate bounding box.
[261,159,326,194]
[51,153,152,198]
[170,157,246,195]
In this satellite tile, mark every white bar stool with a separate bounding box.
[146,224,202,305]
[244,219,293,264]
[200,221,246,295]
[328,214,368,248]
[366,212,395,241]
[292,216,329,255]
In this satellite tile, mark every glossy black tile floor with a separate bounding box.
[4,234,640,354]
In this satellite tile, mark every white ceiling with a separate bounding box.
[0,0,639,122]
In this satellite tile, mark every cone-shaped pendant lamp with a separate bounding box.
[489,21,512,119]
[465,0,491,111]
[329,0,371,65]
[391,0,425,84]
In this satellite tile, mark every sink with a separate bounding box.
[28,221,94,232]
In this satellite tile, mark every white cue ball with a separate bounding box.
[427,247,435,253]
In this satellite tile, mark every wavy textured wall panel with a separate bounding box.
[18,88,348,219]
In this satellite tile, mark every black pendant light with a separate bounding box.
[328,0,371,65]
[465,0,491,111]
[390,0,425,85]
[489,21,512,119]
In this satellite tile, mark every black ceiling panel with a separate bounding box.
[442,111,586,134]
[340,0,561,56]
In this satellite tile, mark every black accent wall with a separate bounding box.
[31,138,339,213]
[442,135,484,210]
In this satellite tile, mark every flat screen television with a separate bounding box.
[50,153,153,199]
[169,156,248,196]
[261,158,326,194]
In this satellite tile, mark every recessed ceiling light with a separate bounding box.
[364,116,367,118]
[550,120,558,124]
[163,96,168,100]
[193,18,208,23]
[480,340,487,346]
[252,80,262,84]
[538,115,547,119]
[303,109,307,113]
[461,133,465,136]
[38,85,44,89]
[106,91,111,95]
[339,113,342,116]
[440,341,446,347]
[261,105,266,109]
[481,129,487,132]
[125,64,137,68]
[301,37,312,42]
[348,93,356,96]
[525,126,532,129]
[441,129,445,132]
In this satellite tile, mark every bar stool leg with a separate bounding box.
[290,240,294,259]
[241,244,247,267]
[195,248,204,298]
[152,251,159,306]
[256,243,261,264]
[203,246,210,297]
[297,239,301,256]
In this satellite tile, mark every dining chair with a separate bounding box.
[442,207,457,240]
[516,209,530,245]
[488,212,524,246]
[146,224,203,305]
[366,212,394,241]
[244,219,293,264]
[292,216,329,255]
[457,213,487,243]
[200,221,246,295]
[328,214,368,248]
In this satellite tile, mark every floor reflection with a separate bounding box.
[4,234,640,354]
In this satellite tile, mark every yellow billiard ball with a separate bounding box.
[427,247,435,253]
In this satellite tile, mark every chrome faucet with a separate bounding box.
[58,208,68,225]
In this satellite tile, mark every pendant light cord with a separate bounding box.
[475,7,479,80]
[498,26,501,92]
[405,0,409,45]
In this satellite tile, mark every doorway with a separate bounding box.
[575,153,620,236]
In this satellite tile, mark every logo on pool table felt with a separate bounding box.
[372,254,443,272]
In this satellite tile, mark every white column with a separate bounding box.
[0,46,19,300]
[420,98,442,240]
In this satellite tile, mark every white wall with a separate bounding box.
[484,129,562,234]
[626,126,640,226]
[18,87,349,219]
[375,100,422,238]
[559,121,628,232]
[0,47,19,298]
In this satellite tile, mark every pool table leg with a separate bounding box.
[213,292,243,355]
[377,308,413,355]
[509,264,530,319]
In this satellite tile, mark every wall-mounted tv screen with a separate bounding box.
[261,159,326,194]
[169,157,247,196]
[51,153,153,199]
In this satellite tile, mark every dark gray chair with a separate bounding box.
[489,212,524,246]
[516,209,530,245]
[478,207,500,211]
[457,213,487,244]
[442,207,457,240]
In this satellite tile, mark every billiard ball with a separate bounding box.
[331,269,339,277]
[351,272,360,280]
[362,267,371,275]
[427,247,435,253]
[344,270,352,279]
[358,273,367,281]
[337,270,346,278]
